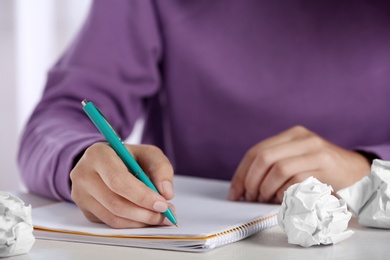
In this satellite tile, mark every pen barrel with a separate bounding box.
[83,101,177,225]
[83,102,142,175]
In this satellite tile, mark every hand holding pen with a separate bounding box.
[69,100,177,228]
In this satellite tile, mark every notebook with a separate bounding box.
[32,175,279,252]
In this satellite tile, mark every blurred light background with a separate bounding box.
[0,0,92,190]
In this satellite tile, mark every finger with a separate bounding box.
[82,207,179,227]
[244,137,320,201]
[130,145,175,200]
[85,144,170,213]
[275,171,320,203]
[85,169,170,225]
[231,125,313,201]
[72,187,150,228]
[258,153,321,202]
[79,195,151,228]
[229,151,253,201]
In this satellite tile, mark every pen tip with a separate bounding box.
[175,223,179,227]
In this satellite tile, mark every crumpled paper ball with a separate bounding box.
[0,192,35,258]
[278,177,354,247]
[337,159,390,229]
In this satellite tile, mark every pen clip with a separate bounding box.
[97,107,123,142]
[85,100,123,143]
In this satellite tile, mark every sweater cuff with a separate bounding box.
[354,144,390,162]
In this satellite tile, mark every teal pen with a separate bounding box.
[81,99,178,227]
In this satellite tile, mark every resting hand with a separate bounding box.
[229,125,371,204]
[70,142,175,228]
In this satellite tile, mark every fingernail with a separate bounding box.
[163,218,173,226]
[153,201,168,213]
[228,187,236,200]
[162,181,174,198]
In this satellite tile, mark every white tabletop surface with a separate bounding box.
[6,192,390,260]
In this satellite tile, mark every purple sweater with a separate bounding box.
[18,0,390,201]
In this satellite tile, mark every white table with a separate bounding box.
[9,193,390,260]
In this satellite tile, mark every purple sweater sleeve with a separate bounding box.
[356,145,390,161]
[18,0,162,201]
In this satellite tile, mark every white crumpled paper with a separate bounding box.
[337,159,390,229]
[0,192,35,258]
[278,177,354,247]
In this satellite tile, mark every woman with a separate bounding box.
[19,0,390,228]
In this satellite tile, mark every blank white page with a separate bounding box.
[33,175,279,238]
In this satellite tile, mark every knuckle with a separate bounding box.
[84,143,101,159]
[107,199,123,216]
[256,150,272,165]
[105,173,124,191]
[70,167,85,184]
[142,145,162,155]
[273,161,289,178]
[83,142,109,163]
[246,147,258,162]
[291,125,307,134]
[308,135,325,148]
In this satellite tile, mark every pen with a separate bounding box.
[81,99,178,227]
